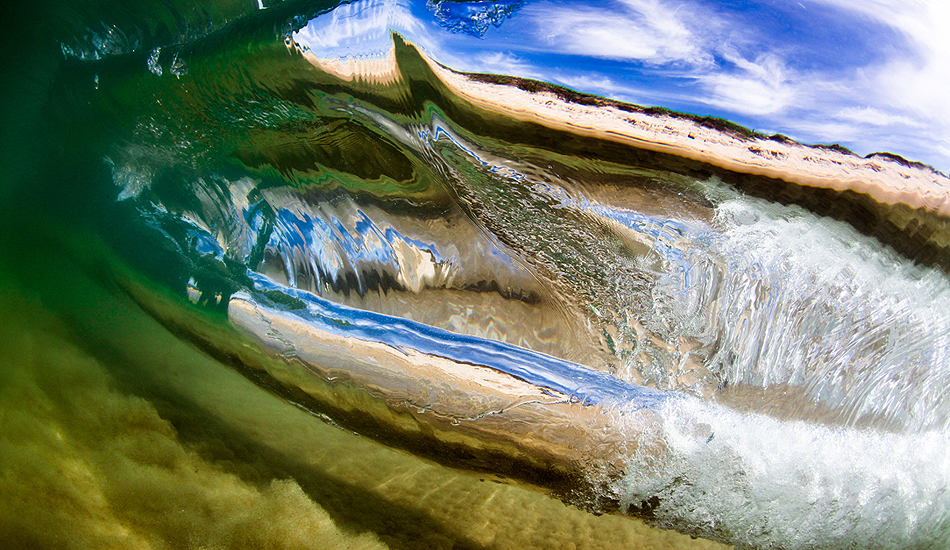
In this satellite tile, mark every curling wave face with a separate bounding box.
[23,0,950,548]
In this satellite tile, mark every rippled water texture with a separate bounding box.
[2,1,950,549]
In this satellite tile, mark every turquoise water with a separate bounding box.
[2,1,950,548]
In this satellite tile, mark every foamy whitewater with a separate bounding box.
[612,397,950,548]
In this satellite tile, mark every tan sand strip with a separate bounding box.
[423,57,950,218]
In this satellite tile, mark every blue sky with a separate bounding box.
[295,0,950,172]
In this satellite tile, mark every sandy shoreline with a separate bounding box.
[301,39,950,217]
[424,60,950,217]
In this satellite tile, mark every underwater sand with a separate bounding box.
[0,249,728,550]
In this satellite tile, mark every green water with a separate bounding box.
[0,2,730,548]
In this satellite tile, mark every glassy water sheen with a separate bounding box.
[2,1,949,549]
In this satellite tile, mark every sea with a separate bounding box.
[1,1,948,549]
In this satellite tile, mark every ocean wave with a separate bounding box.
[6,0,950,548]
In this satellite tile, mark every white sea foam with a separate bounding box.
[635,183,950,432]
[612,396,950,549]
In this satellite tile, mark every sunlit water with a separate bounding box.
[2,1,949,549]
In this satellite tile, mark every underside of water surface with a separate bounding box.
[2,1,950,549]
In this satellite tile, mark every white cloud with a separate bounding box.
[520,1,807,117]
[781,114,944,170]
[473,52,542,79]
[699,53,800,116]
[804,0,950,165]
[526,0,713,65]
[834,106,924,128]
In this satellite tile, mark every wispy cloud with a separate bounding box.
[802,0,950,165]
[537,0,946,166]
[519,1,807,117]
[525,0,713,65]
[473,52,542,78]
[834,106,925,129]
[545,71,654,105]
[699,52,801,116]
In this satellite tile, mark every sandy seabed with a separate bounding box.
[0,263,729,550]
